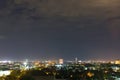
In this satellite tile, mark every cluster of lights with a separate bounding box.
[0,70,11,76]
[0,60,12,63]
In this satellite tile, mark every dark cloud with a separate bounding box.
[0,0,120,60]
[0,0,120,37]
[106,18,120,40]
[0,0,119,18]
[0,35,6,39]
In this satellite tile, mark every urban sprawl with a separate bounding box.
[0,59,120,80]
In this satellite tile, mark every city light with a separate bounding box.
[0,70,11,76]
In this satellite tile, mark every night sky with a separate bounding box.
[0,0,120,60]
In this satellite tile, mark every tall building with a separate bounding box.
[75,57,78,64]
[59,59,64,64]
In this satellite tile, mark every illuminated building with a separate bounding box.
[75,57,78,64]
[59,59,64,64]
[115,60,120,64]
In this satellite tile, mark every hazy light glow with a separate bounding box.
[0,70,11,76]
[0,60,12,64]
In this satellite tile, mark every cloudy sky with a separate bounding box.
[0,0,120,60]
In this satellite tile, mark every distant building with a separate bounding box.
[115,59,120,64]
[75,58,78,64]
[59,59,63,64]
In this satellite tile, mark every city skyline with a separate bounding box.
[0,0,120,60]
